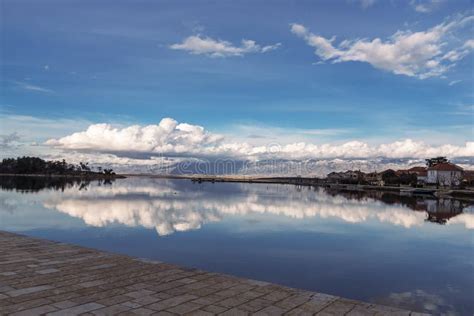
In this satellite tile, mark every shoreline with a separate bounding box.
[123,173,474,201]
[1,172,473,201]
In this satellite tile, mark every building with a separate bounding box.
[326,170,364,184]
[416,170,428,184]
[463,170,474,185]
[364,172,383,186]
[426,162,463,187]
[407,166,427,184]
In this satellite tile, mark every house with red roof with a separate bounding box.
[396,166,428,184]
[426,162,463,187]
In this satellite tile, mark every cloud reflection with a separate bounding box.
[39,178,472,236]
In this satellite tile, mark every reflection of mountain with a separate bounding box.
[35,178,473,236]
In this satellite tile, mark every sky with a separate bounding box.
[1,0,473,174]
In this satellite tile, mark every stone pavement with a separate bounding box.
[0,231,427,315]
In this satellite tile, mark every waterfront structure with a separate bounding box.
[396,166,428,184]
[426,162,463,187]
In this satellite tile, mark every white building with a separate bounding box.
[427,163,463,187]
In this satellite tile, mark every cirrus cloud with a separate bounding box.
[170,35,281,57]
[291,14,474,79]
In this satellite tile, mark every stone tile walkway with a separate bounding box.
[0,231,427,315]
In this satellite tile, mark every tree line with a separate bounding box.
[0,156,115,176]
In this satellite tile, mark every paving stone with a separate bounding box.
[47,302,105,315]
[6,284,54,297]
[0,285,15,293]
[166,301,202,314]
[123,307,155,315]
[79,280,107,288]
[36,268,60,274]
[201,304,228,314]
[186,310,214,316]
[0,272,17,276]
[218,307,249,316]
[132,295,162,305]
[216,296,250,308]
[147,294,198,311]
[238,298,274,312]
[283,307,314,316]
[152,311,175,316]
[92,304,131,315]
[253,305,286,315]
[121,301,142,308]
[52,300,78,309]
[10,304,58,316]
[316,299,357,315]
[125,289,155,299]
[346,305,377,315]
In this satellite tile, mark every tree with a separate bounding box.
[381,169,399,185]
[0,157,116,177]
[103,168,115,175]
[425,157,448,167]
[79,162,91,172]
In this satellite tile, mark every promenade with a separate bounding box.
[0,231,425,315]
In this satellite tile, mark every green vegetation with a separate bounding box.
[0,156,116,176]
[425,156,448,167]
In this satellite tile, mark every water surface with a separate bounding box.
[0,176,473,315]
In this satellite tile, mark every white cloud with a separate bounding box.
[46,118,474,160]
[46,118,224,156]
[290,15,474,79]
[14,81,53,93]
[0,132,20,149]
[410,0,445,13]
[448,79,461,86]
[350,0,377,9]
[170,35,281,57]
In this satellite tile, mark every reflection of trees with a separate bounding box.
[0,176,114,193]
[323,187,472,226]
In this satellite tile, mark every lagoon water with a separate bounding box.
[0,176,473,315]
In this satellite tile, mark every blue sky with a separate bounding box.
[1,0,473,170]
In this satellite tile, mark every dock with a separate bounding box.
[0,231,425,315]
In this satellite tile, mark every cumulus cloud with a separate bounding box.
[46,118,224,156]
[46,118,474,160]
[290,15,474,79]
[170,35,281,57]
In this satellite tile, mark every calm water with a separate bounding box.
[1,176,473,315]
